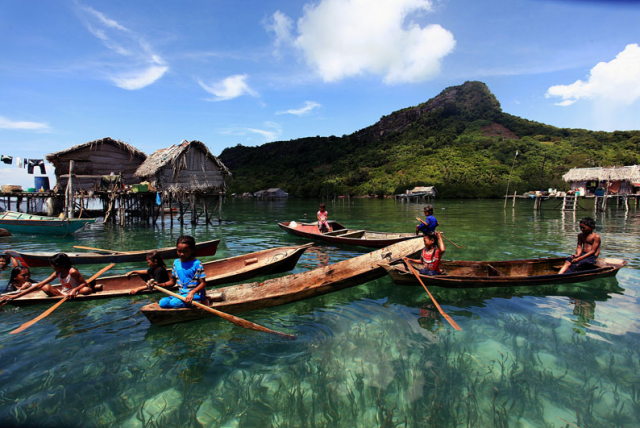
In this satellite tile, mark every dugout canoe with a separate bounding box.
[6,239,221,267]
[381,257,627,288]
[140,237,424,326]
[3,243,312,306]
[0,210,95,236]
[278,220,416,248]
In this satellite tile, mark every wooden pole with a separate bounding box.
[218,194,222,224]
[503,150,518,209]
[66,160,74,218]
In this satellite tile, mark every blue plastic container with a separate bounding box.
[34,176,50,191]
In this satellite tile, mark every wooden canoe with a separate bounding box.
[3,243,312,306]
[0,210,95,236]
[6,239,220,267]
[381,257,627,288]
[278,220,416,248]
[140,237,424,326]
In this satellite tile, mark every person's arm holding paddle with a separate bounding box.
[0,272,57,303]
[65,268,89,299]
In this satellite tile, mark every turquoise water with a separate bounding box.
[0,198,639,427]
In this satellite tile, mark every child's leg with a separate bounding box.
[77,285,94,295]
[558,259,573,274]
[41,284,66,297]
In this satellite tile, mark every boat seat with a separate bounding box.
[209,291,225,302]
[324,229,349,236]
[339,230,365,238]
[486,264,506,276]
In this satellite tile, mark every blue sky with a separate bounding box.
[1,0,640,188]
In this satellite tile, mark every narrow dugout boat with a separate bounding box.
[7,239,221,267]
[278,220,416,248]
[0,210,95,236]
[381,257,627,288]
[3,243,312,306]
[140,237,424,326]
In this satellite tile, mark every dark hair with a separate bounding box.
[319,203,326,209]
[146,250,166,268]
[0,254,10,262]
[424,205,433,214]
[49,253,72,269]
[580,217,596,230]
[423,231,437,241]
[176,235,196,251]
[8,266,28,286]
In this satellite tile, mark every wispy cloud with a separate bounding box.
[546,44,640,106]
[265,11,294,57]
[269,0,455,84]
[76,4,168,90]
[220,122,282,142]
[276,101,321,115]
[0,116,50,132]
[198,74,259,101]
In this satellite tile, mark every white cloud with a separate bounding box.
[274,0,455,83]
[276,101,321,115]
[77,5,168,90]
[546,44,640,106]
[0,116,50,132]
[265,11,294,57]
[220,122,282,142]
[198,74,259,101]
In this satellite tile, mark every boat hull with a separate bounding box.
[140,237,424,326]
[382,257,627,288]
[8,239,220,267]
[4,243,311,305]
[0,211,95,236]
[278,220,415,248]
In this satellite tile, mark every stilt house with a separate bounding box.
[134,140,231,224]
[46,137,147,192]
[562,165,640,196]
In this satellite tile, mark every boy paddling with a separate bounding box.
[559,217,601,274]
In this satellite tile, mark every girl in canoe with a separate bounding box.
[4,266,35,294]
[127,251,170,295]
[149,236,207,308]
[317,203,332,233]
[0,253,94,301]
[404,231,446,276]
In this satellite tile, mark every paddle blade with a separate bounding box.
[10,297,69,334]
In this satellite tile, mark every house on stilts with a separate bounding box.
[562,165,640,211]
[134,140,231,225]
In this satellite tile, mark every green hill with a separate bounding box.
[219,81,640,198]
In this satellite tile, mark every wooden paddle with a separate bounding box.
[153,285,297,340]
[73,245,132,254]
[415,217,464,249]
[403,257,461,331]
[9,263,115,335]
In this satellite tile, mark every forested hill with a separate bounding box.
[218,81,640,198]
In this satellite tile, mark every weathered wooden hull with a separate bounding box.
[3,243,312,305]
[382,257,627,288]
[278,220,416,248]
[140,237,424,326]
[0,210,95,236]
[7,239,220,267]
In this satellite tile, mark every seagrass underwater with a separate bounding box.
[0,198,639,427]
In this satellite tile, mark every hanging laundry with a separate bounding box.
[1,155,12,165]
[27,159,46,174]
[16,157,23,168]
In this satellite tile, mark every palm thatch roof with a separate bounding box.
[562,165,640,182]
[134,140,231,179]
[45,137,146,165]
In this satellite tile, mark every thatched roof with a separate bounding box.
[46,137,146,165]
[562,165,640,182]
[134,140,231,179]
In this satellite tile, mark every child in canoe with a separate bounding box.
[405,231,446,275]
[558,217,601,274]
[127,251,170,295]
[0,253,93,301]
[317,203,332,233]
[416,205,439,235]
[148,235,207,308]
[4,266,35,294]
[0,253,19,271]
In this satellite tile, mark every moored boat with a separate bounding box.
[3,243,312,305]
[381,257,627,288]
[7,239,221,267]
[140,237,424,326]
[0,210,95,236]
[278,220,416,248]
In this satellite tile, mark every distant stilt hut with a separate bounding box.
[134,140,231,225]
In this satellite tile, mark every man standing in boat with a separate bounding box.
[559,217,601,274]
[416,205,439,235]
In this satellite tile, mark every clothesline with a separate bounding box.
[0,155,46,174]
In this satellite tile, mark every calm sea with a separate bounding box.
[0,198,638,427]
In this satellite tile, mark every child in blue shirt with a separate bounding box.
[153,236,207,309]
[416,205,439,235]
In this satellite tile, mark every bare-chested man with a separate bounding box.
[558,217,601,274]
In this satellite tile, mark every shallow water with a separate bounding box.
[0,198,639,427]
